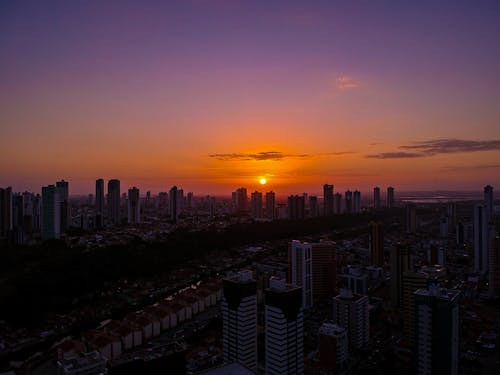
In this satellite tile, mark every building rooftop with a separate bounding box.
[414,286,460,301]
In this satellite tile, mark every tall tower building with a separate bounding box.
[353,190,361,214]
[235,187,248,213]
[107,179,121,226]
[222,270,257,373]
[309,196,318,217]
[344,190,352,214]
[289,240,336,308]
[484,185,494,222]
[265,191,275,220]
[250,191,263,219]
[391,244,413,307]
[265,277,303,375]
[387,186,395,208]
[169,186,178,223]
[56,180,69,232]
[369,221,384,266]
[488,233,500,298]
[0,187,12,239]
[333,193,342,214]
[95,179,104,228]
[406,203,417,234]
[127,187,140,224]
[323,184,334,216]
[414,287,460,375]
[41,185,61,240]
[474,204,488,275]
[287,195,305,220]
[373,187,381,209]
[332,289,369,350]
[317,322,348,373]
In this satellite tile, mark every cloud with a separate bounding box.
[366,138,500,159]
[336,75,359,90]
[441,164,500,172]
[209,151,353,161]
[366,152,424,159]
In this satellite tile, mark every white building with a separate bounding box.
[288,240,313,308]
[264,277,303,375]
[414,287,460,375]
[222,270,257,373]
[332,289,369,350]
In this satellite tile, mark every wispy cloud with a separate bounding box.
[209,151,353,161]
[336,75,359,90]
[366,152,423,159]
[441,164,500,172]
[366,138,500,159]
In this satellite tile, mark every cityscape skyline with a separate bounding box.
[1,1,500,194]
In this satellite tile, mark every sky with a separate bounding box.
[1,0,500,196]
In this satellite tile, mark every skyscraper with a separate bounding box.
[222,270,257,373]
[353,190,361,214]
[287,195,305,220]
[250,191,263,219]
[323,184,334,216]
[264,277,303,375]
[127,187,140,224]
[41,185,60,240]
[488,233,500,298]
[414,287,460,375]
[387,186,395,208]
[107,179,121,226]
[391,244,413,307]
[0,187,12,239]
[406,203,417,234]
[484,185,494,222]
[344,190,352,214]
[333,193,342,214]
[56,180,70,232]
[317,322,348,372]
[369,221,384,266]
[332,289,369,350]
[235,187,248,213]
[373,186,381,209]
[474,204,488,275]
[95,179,104,228]
[289,240,336,308]
[265,191,275,220]
[309,196,318,217]
[169,186,178,223]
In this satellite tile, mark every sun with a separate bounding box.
[259,177,267,185]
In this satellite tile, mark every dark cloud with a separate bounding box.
[365,152,423,159]
[209,151,352,161]
[400,139,500,155]
[366,138,500,159]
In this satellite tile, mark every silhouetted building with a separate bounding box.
[406,203,417,234]
[42,184,60,240]
[235,187,248,213]
[250,191,263,219]
[373,186,381,209]
[353,190,361,213]
[222,270,257,373]
[484,184,494,222]
[95,179,104,228]
[107,179,121,226]
[391,244,413,307]
[169,186,178,223]
[265,191,275,220]
[333,193,342,214]
[0,187,12,239]
[56,180,70,232]
[344,190,352,214]
[488,233,500,298]
[414,286,460,375]
[474,204,488,275]
[287,195,305,220]
[387,186,395,208]
[332,289,369,350]
[309,196,318,217]
[127,187,140,224]
[323,184,334,216]
[265,277,303,375]
[369,221,384,266]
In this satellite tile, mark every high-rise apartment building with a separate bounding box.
[95,179,104,228]
[0,187,12,239]
[235,187,248,213]
[250,191,263,219]
[288,240,336,308]
[391,244,413,307]
[107,179,121,226]
[222,270,257,373]
[333,193,342,214]
[387,186,395,208]
[265,191,275,220]
[414,287,460,375]
[169,186,178,223]
[406,203,417,234]
[287,195,305,220]
[127,187,140,224]
[323,184,334,216]
[369,221,384,266]
[264,277,303,375]
[344,190,352,214]
[56,180,70,231]
[41,185,60,240]
[309,196,318,217]
[484,185,494,222]
[488,233,500,298]
[474,204,488,275]
[373,186,381,209]
[332,289,369,350]
[353,190,361,214]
